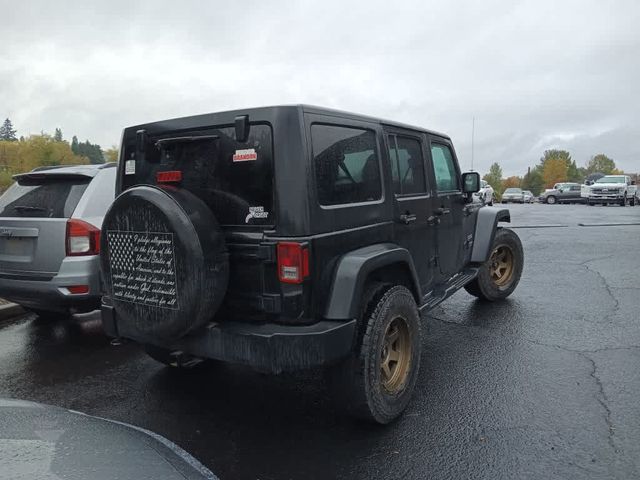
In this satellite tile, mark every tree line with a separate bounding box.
[0,118,118,191]
[482,150,626,198]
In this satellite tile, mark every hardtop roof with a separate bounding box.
[125,104,451,140]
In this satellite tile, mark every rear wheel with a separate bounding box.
[465,228,524,301]
[327,284,421,424]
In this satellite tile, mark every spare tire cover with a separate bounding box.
[100,185,229,341]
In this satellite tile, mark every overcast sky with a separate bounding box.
[1,0,638,176]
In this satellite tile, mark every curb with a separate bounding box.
[0,302,25,322]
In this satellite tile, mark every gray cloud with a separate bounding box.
[1,0,638,175]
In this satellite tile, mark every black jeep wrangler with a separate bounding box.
[100,105,523,423]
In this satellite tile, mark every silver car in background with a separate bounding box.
[0,164,116,319]
[501,187,525,203]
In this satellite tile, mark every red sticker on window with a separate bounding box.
[233,148,258,162]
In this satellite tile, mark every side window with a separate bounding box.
[430,143,459,192]
[388,135,427,195]
[312,124,382,206]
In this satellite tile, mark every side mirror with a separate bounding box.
[461,172,481,194]
[559,189,564,193]
[234,115,250,143]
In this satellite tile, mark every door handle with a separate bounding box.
[399,213,417,224]
[435,207,451,216]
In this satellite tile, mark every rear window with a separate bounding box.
[0,177,90,218]
[129,124,274,226]
[311,124,382,206]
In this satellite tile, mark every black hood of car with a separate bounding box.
[0,398,217,480]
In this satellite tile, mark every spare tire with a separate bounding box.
[100,185,229,341]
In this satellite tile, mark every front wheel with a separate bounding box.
[465,228,524,301]
[546,195,556,204]
[327,284,421,424]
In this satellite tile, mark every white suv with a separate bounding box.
[473,180,494,205]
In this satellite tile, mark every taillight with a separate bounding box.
[277,242,309,284]
[66,219,100,256]
[67,285,89,294]
[156,170,182,184]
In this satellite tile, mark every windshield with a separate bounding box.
[595,176,625,183]
[504,188,522,193]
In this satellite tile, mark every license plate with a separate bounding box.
[0,238,31,256]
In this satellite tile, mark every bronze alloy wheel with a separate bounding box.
[489,245,515,287]
[380,316,412,393]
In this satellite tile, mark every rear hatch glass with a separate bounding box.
[125,124,274,227]
[0,176,90,218]
[0,175,91,277]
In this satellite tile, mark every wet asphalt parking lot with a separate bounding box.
[1,203,639,480]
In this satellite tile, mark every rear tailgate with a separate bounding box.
[0,174,91,278]
[122,122,280,319]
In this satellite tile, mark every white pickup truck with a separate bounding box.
[583,175,637,206]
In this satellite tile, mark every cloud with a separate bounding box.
[1,0,638,175]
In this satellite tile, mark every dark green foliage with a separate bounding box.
[0,118,17,141]
[586,154,617,175]
[71,136,104,164]
[521,166,545,196]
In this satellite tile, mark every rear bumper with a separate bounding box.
[0,256,102,312]
[101,303,356,373]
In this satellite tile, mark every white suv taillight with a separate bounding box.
[66,219,101,256]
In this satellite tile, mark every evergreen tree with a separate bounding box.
[0,118,17,141]
[54,128,63,142]
[71,136,79,154]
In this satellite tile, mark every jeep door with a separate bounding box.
[384,128,437,291]
[426,137,466,278]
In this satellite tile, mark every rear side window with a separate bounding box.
[312,124,382,206]
[388,135,427,195]
[430,143,459,192]
[0,178,90,218]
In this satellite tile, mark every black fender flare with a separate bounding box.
[470,207,511,263]
[324,243,421,320]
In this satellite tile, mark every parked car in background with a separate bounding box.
[540,182,584,204]
[472,180,494,205]
[584,175,637,206]
[501,187,525,203]
[523,190,535,203]
[0,164,116,319]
